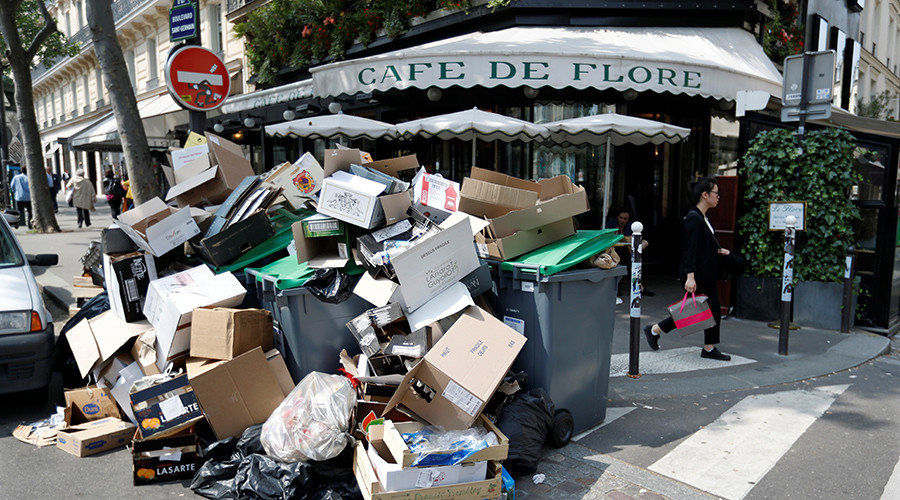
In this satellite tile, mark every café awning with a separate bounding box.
[70,94,191,151]
[311,26,783,102]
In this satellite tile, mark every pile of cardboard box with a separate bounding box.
[37,134,596,497]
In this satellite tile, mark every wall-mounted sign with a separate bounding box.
[165,46,230,112]
[169,0,199,43]
[768,201,806,231]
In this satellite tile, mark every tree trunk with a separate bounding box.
[86,0,159,205]
[0,2,59,232]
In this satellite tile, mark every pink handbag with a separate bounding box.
[666,292,716,336]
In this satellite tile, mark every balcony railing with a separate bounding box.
[226,0,263,15]
[32,0,154,81]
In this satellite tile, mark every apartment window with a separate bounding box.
[95,67,104,106]
[209,4,223,55]
[146,38,158,89]
[70,81,78,117]
[75,0,83,28]
[65,11,71,38]
[873,42,877,57]
[860,31,865,48]
[82,75,89,112]
[126,49,136,91]
[50,91,57,123]
[57,88,64,122]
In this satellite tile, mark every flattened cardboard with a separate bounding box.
[384,306,526,430]
[379,191,412,226]
[130,374,204,440]
[203,175,261,238]
[265,349,295,395]
[170,145,210,171]
[390,215,480,312]
[130,329,161,376]
[324,149,366,177]
[116,197,201,257]
[67,311,152,378]
[405,282,474,332]
[459,177,539,219]
[353,272,399,307]
[475,217,575,261]
[56,417,135,457]
[189,347,286,440]
[190,307,274,361]
[264,152,324,207]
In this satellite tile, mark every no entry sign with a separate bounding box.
[165,46,230,112]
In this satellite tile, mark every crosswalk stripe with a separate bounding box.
[880,455,900,500]
[648,385,849,500]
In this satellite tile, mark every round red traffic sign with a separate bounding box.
[165,45,230,112]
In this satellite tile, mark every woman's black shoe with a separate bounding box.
[643,325,659,351]
[700,347,731,361]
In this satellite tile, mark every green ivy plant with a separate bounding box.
[739,127,861,283]
[235,0,500,85]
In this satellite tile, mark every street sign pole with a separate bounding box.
[797,52,811,151]
[168,0,208,134]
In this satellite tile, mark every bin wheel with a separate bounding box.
[549,409,574,448]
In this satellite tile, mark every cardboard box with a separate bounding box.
[163,133,255,208]
[292,220,352,268]
[142,265,214,327]
[189,347,287,440]
[323,148,369,177]
[390,214,480,312]
[379,191,412,226]
[130,373,204,440]
[300,213,346,238]
[130,329,161,376]
[476,217,576,261]
[384,306,525,430]
[133,428,199,485]
[202,175,260,238]
[56,417,135,457]
[458,167,542,219]
[354,442,503,500]
[190,307,274,361]
[170,144,210,171]
[193,209,274,266]
[66,311,153,379]
[376,415,509,468]
[317,171,387,229]
[144,270,246,372]
[412,169,459,224]
[356,216,440,280]
[64,385,121,422]
[363,154,420,178]
[346,303,407,358]
[481,175,588,239]
[116,197,201,257]
[264,152,325,207]
[367,430,488,492]
[103,251,158,322]
[185,348,294,396]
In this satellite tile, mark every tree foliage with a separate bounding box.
[0,0,78,69]
[856,90,897,121]
[739,128,861,283]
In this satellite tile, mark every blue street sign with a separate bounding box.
[170,1,198,42]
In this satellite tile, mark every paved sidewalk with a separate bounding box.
[13,201,893,499]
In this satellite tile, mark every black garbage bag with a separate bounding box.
[305,268,359,304]
[191,425,362,500]
[496,388,555,476]
[52,291,110,388]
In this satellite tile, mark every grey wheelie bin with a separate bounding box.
[490,263,625,439]
[246,267,370,383]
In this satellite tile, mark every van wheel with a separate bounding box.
[549,409,574,448]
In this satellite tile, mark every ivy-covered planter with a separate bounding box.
[734,276,781,322]
[794,280,856,331]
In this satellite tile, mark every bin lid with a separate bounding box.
[212,208,315,274]
[499,229,622,276]
[248,254,316,289]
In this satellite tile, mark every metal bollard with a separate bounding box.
[841,246,856,333]
[627,222,643,378]
[778,216,796,356]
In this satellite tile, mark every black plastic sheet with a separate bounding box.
[496,388,556,476]
[305,268,359,304]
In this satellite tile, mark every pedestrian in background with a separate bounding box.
[67,168,95,228]
[643,176,733,361]
[103,169,124,220]
[46,166,60,212]
[10,167,32,229]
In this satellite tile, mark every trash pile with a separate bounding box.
[16,131,625,499]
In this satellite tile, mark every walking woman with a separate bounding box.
[68,169,96,228]
[643,176,733,361]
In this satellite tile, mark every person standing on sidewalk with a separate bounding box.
[46,166,60,212]
[643,176,733,361]
[10,167,31,229]
[102,169,124,220]
[67,168,96,228]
